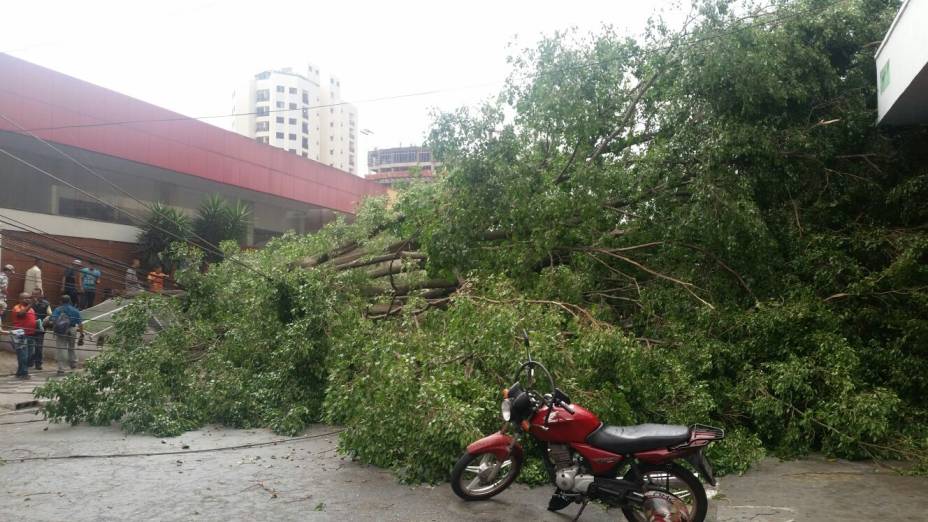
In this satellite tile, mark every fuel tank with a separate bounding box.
[529,404,601,443]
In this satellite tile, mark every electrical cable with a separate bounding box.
[0,237,131,285]
[0,213,172,296]
[3,0,848,134]
[13,83,500,132]
[0,427,346,462]
[0,112,258,268]
[0,0,850,292]
[0,212,139,272]
[0,145,268,283]
[0,113,235,263]
[1,236,133,282]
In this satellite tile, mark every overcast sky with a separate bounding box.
[2,0,677,175]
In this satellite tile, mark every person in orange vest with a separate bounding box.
[147,265,167,294]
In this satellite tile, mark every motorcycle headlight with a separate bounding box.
[501,398,512,421]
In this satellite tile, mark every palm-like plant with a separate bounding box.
[136,202,192,270]
[193,195,252,262]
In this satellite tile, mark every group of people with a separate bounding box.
[125,258,168,295]
[61,259,103,310]
[0,289,83,379]
[2,257,170,312]
[1,256,172,378]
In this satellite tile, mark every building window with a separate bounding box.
[276,85,285,92]
[256,136,269,144]
[329,122,334,127]
[302,137,309,148]
[289,149,297,153]
[289,102,297,110]
[255,121,269,132]
[288,118,296,124]
[329,149,334,155]
[276,116,284,123]
[302,122,308,133]
[419,151,431,162]
[302,91,309,103]
[302,152,308,158]
[276,101,285,109]
[256,89,270,102]
[289,87,297,94]
[289,133,296,140]
[329,136,334,141]
[276,132,284,139]
[256,106,269,116]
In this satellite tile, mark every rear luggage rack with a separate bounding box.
[691,424,725,440]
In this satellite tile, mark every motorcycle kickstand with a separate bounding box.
[571,498,589,522]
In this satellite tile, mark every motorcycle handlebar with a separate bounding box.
[559,401,576,415]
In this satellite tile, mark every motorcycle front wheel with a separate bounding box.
[621,462,707,522]
[450,450,523,501]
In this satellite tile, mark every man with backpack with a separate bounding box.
[62,260,82,307]
[49,294,84,375]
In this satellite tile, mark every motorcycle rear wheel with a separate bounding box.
[621,462,707,522]
[450,450,523,501]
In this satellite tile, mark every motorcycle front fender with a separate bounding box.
[466,431,524,461]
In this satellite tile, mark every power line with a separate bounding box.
[0,112,247,265]
[4,0,847,135]
[0,236,130,285]
[0,427,346,462]
[0,213,139,272]
[0,0,850,287]
[0,238,130,287]
[0,143,270,282]
[13,82,501,133]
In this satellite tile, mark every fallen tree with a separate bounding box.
[37,0,928,481]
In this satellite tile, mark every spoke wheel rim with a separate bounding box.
[630,470,697,522]
[458,453,514,496]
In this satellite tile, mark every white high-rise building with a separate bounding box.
[232,66,358,174]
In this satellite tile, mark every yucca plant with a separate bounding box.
[193,195,251,262]
[136,202,192,271]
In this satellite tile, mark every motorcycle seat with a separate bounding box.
[586,423,690,454]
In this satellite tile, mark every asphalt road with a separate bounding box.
[0,352,924,522]
[0,409,925,522]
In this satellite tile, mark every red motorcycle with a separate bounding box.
[451,332,724,522]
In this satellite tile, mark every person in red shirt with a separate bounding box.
[10,292,37,379]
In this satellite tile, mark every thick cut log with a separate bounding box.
[367,258,426,279]
[299,240,359,268]
[335,252,426,271]
[327,248,368,267]
[360,278,459,297]
[366,297,451,317]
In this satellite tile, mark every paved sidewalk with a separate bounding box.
[0,352,59,411]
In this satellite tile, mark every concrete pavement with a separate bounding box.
[0,357,925,521]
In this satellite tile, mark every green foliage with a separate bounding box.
[36,0,928,485]
[136,203,191,271]
[192,195,251,261]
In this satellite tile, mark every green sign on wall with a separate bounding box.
[880,61,891,94]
